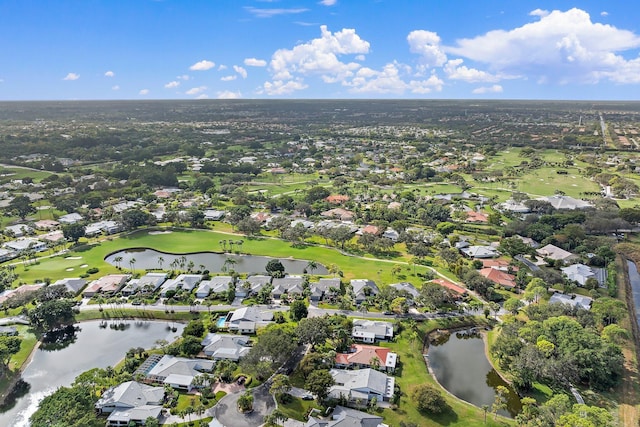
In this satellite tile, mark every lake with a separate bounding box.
[104,248,328,275]
[627,260,640,329]
[426,329,521,417]
[0,320,184,427]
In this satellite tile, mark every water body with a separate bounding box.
[0,320,184,427]
[427,330,521,417]
[105,248,328,275]
[626,260,640,329]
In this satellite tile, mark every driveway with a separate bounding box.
[213,384,275,427]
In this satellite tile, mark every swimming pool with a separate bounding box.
[216,316,227,328]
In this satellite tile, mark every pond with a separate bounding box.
[626,260,640,329]
[426,329,521,417]
[0,320,184,427]
[105,248,328,275]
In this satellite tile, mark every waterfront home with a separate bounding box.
[328,368,395,402]
[159,274,203,297]
[227,306,274,334]
[121,272,168,296]
[350,279,379,305]
[144,355,214,391]
[196,275,234,299]
[95,381,164,414]
[309,277,341,302]
[352,319,394,343]
[305,406,387,427]
[52,277,87,295]
[83,274,130,298]
[236,275,272,298]
[271,276,305,300]
[200,333,251,361]
[549,292,593,310]
[561,263,606,287]
[335,344,398,373]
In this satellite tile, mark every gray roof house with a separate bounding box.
[5,224,32,237]
[159,274,203,297]
[52,278,87,295]
[121,272,168,296]
[228,306,274,334]
[537,244,577,263]
[389,282,420,299]
[352,319,394,343]
[196,276,235,299]
[539,195,593,210]
[145,355,214,391]
[305,406,387,427]
[95,381,165,414]
[309,278,341,302]
[3,238,47,253]
[272,276,305,299]
[460,245,498,259]
[549,292,593,310]
[106,405,163,427]
[350,279,379,305]
[58,212,83,224]
[561,263,606,287]
[328,368,395,402]
[236,275,272,298]
[200,333,251,361]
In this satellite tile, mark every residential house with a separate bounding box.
[0,284,43,304]
[561,263,606,287]
[83,274,130,297]
[106,405,163,427]
[236,275,272,298]
[539,195,593,210]
[227,306,274,334]
[335,344,398,372]
[320,208,354,221]
[326,194,350,204]
[95,381,164,414]
[309,277,341,302]
[33,219,59,230]
[357,225,380,236]
[466,211,489,223]
[5,224,32,237]
[52,277,87,295]
[196,276,234,299]
[85,220,121,236]
[121,273,168,296]
[204,209,226,221]
[58,212,83,224]
[352,319,394,343]
[497,199,530,214]
[389,282,420,299]
[271,276,305,300]
[144,355,214,391]
[3,238,47,253]
[0,248,17,262]
[482,259,514,272]
[350,279,379,305]
[479,268,516,289]
[549,292,593,310]
[537,244,578,264]
[382,228,400,242]
[200,333,251,361]
[159,274,203,297]
[305,406,387,427]
[0,326,18,336]
[430,278,467,295]
[328,368,395,402]
[459,245,498,259]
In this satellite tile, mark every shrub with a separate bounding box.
[86,267,99,274]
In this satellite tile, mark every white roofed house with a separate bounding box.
[144,355,214,391]
[236,275,272,298]
[350,279,379,305]
[58,212,83,224]
[328,368,395,403]
[3,237,47,254]
[95,381,165,427]
[4,223,32,237]
[83,274,131,298]
[549,293,593,310]
[305,406,387,427]
[85,220,121,236]
[196,275,234,299]
[352,319,394,344]
[561,263,606,287]
[228,306,274,334]
[159,274,203,297]
[200,333,251,361]
[121,272,168,296]
[537,244,578,264]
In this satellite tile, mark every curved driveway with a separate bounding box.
[213,384,275,427]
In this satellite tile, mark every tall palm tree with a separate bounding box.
[157,256,165,270]
[114,256,123,269]
[219,240,227,252]
[306,260,318,275]
[129,257,136,273]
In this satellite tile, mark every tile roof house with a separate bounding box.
[33,219,60,230]
[430,278,467,295]
[479,268,516,288]
[105,405,163,427]
[459,245,498,259]
[352,319,394,343]
[95,381,164,414]
[196,276,235,299]
[305,406,387,427]
[466,211,489,223]
[350,279,379,305]
[228,306,274,334]
[83,274,130,297]
[200,333,251,361]
[537,244,577,263]
[320,208,354,221]
[335,344,398,372]
[328,368,395,402]
[326,194,350,204]
[145,355,214,391]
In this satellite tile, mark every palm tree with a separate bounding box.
[187,260,195,272]
[219,240,227,252]
[129,257,137,273]
[236,240,244,253]
[306,260,318,275]
[114,256,123,269]
[222,257,237,273]
[157,256,165,270]
[228,240,235,253]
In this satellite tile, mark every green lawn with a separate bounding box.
[279,397,319,422]
[9,325,37,371]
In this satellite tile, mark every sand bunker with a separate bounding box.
[80,264,88,268]
[65,268,74,271]
[65,256,82,260]
[149,230,173,235]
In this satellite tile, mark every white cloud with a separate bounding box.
[196,94,209,99]
[63,72,80,81]
[444,59,500,82]
[601,11,609,17]
[472,84,504,94]
[177,75,190,80]
[245,7,308,18]
[221,75,237,81]
[234,65,248,78]
[407,30,447,68]
[409,74,444,93]
[320,0,337,5]
[186,86,207,95]
[189,60,215,71]
[529,9,549,18]
[104,70,115,77]
[269,25,370,83]
[244,58,267,67]
[445,8,640,85]
[111,85,120,91]
[263,79,308,95]
[139,89,149,95]
[355,54,365,61]
[218,65,227,71]
[164,81,180,89]
[217,90,242,99]
[345,62,443,95]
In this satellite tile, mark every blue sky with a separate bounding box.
[1,0,639,100]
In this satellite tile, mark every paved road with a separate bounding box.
[213,384,275,427]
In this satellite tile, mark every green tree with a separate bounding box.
[504,297,524,315]
[413,383,447,414]
[0,335,21,372]
[237,391,254,412]
[289,300,308,321]
[8,195,36,220]
[62,223,86,243]
[28,299,76,331]
[30,385,102,427]
[295,316,331,349]
[265,259,285,278]
[305,369,334,402]
[269,374,292,402]
[180,336,202,357]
